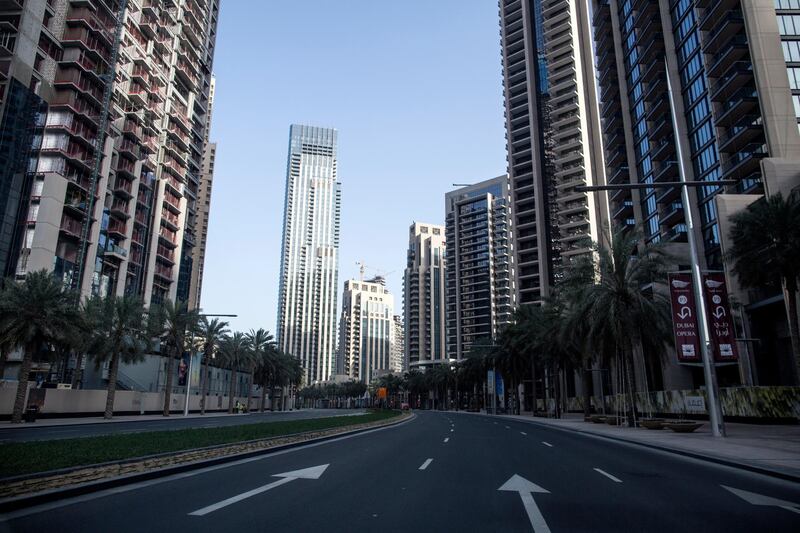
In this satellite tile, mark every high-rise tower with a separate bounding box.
[404,222,447,369]
[337,276,394,383]
[498,0,607,304]
[3,0,219,307]
[445,176,515,360]
[277,124,341,385]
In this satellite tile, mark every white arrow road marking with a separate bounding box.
[444,437,449,443]
[722,486,800,514]
[520,432,527,436]
[188,464,329,516]
[593,468,622,483]
[498,474,551,532]
[541,441,553,447]
[419,459,433,470]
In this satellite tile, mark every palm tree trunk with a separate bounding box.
[11,343,35,424]
[582,367,592,419]
[104,352,121,419]
[200,356,209,415]
[248,368,255,412]
[260,385,266,412]
[783,276,800,385]
[624,350,638,427]
[228,366,236,413]
[0,347,8,380]
[71,352,83,389]
[163,352,176,416]
[269,379,275,411]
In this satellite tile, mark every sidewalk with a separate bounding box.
[497,412,800,481]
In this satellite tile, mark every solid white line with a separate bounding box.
[541,441,553,447]
[0,414,417,521]
[419,459,433,470]
[450,429,454,432]
[189,477,293,516]
[444,437,449,443]
[593,468,622,483]
[520,432,527,436]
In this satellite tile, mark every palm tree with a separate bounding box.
[273,352,302,410]
[84,295,152,419]
[246,328,275,411]
[727,192,800,383]
[198,317,229,414]
[152,299,200,416]
[571,229,673,426]
[0,270,79,423]
[218,332,253,413]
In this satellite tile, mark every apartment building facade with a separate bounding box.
[591,0,800,387]
[445,176,515,360]
[187,74,215,310]
[498,0,607,305]
[403,222,447,369]
[276,124,341,385]
[390,314,404,373]
[337,277,394,383]
[0,0,219,309]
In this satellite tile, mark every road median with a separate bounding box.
[0,410,410,507]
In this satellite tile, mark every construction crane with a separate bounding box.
[355,261,396,282]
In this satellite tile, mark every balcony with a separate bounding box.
[659,202,684,226]
[663,224,688,243]
[714,88,758,127]
[699,0,740,32]
[717,115,763,153]
[608,165,629,185]
[702,11,745,54]
[653,160,678,182]
[113,178,133,198]
[60,216,83,239]
[107,219,127,239]
[721,143,767,180]
[709,61,753,102]
[612,199,634,219]
[707,36,749,78]
[104,243,128,261]
[649,138,674,162]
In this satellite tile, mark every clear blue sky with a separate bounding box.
[201,1,506,333]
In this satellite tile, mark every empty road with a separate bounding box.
[1,411,798,532]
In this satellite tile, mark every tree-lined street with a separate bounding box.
[2,412,798,532]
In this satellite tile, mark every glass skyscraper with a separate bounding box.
[276,124,342,385]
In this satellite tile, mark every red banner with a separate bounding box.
[702,273,739,362]
[668,273,701,363]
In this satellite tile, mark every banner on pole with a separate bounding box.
[702,273,738,362]
[668,273,702,363]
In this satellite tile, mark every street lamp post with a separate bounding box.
[183,313,237,417]
[575,66,730,436]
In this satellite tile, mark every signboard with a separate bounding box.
[702,273,738,362]
[495,372,505,398]
[487,370,495,395]
[684,395,706,414]
[377,387,388,399]
[178,352,190,386]
[668,273,701,363]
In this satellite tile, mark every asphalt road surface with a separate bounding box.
[0,409,366,442]
[1,411,799,532]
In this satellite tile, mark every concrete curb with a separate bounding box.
[0,412,414,513]
[489,413,800,484]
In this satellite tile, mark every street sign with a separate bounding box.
[702,273,739,362]
[668,273,701,363]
